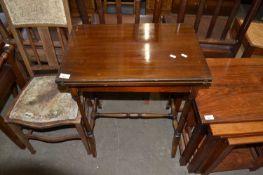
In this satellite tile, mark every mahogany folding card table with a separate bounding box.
[56,23,212,157]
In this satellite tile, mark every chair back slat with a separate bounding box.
[37,27,59,67]
[194,0,206,32]
[95,0,149,24]
[169,0,262,57]
[206,0,223,38]
[134,0,141,24]
[116,0,122,24]
[220,0,240,40]
[153,0,162,23]
[96,0,106,24]
[57,28,66,53]
[25,28,41,65]
[0,18,10,42]
[0,0,71,76]
[177,0,188,23]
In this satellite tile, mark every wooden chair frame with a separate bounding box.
[94,0,163,24]
[0,43,26,149]
[0,0,95,156]
[164,0,263,57]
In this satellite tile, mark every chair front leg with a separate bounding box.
[0,116,25,149]
[9,124,36,154]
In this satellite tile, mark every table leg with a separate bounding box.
[179,123,207,165]
[71,88,97,157]
[171,94,192,158]
[187,134,219,173]
[200,139,233,175]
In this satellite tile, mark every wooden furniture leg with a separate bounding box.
[250,146,263,171]
[75,122,91,155]
[71,88,97,157]
[8,124,36,154]
[188,134,219,173]
[242,44,255,57]
[0,116,25,149]
[179,123,206,165]
[200,139,234,175]
[171,94,193,158]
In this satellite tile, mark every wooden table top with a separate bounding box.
[197,58,263,124]
[57,24,211,87]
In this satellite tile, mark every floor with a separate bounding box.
[1,96,263,175]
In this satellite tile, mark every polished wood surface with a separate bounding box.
[57,24,211,86]
[210,122,263,137]
[185,58,263,174]
[196,58,263,124]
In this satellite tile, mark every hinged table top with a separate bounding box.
[57,24,212,87]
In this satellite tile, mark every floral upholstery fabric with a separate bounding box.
[9,76,78,123]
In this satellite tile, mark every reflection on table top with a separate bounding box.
[197,58,263,124]
[57,24,211,86]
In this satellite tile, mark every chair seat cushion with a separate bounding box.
[9,76,78,123]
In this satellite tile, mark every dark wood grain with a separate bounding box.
[57,24,211,87]
[196,58,263,124]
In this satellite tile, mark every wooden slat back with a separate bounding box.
[13,27,68,76]
[96,0,162,24]
[134,0,141,24]
[234,0,263,45]
[176,0,242,40]
[177,0,188,23]
[0,18,10,43]
[173,0,262,57]
[194,0,206,32]
[220,0,240,40]
[96,0,106,24]
[116,0,122,24]
[152,0,163,23]
[0,0,72,76]
[205,0,223,38]
[37,27,59,67]
[95,0,144,24]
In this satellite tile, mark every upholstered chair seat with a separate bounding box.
[9,76,78,123]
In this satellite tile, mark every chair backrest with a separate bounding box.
[0,0,72,77]
[95,0,163,24]
[171,0,262,57]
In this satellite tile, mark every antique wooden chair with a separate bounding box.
[232,18,263,57]
[0,0,94,156]
[163,0,263,57]
[93,0,163,24]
